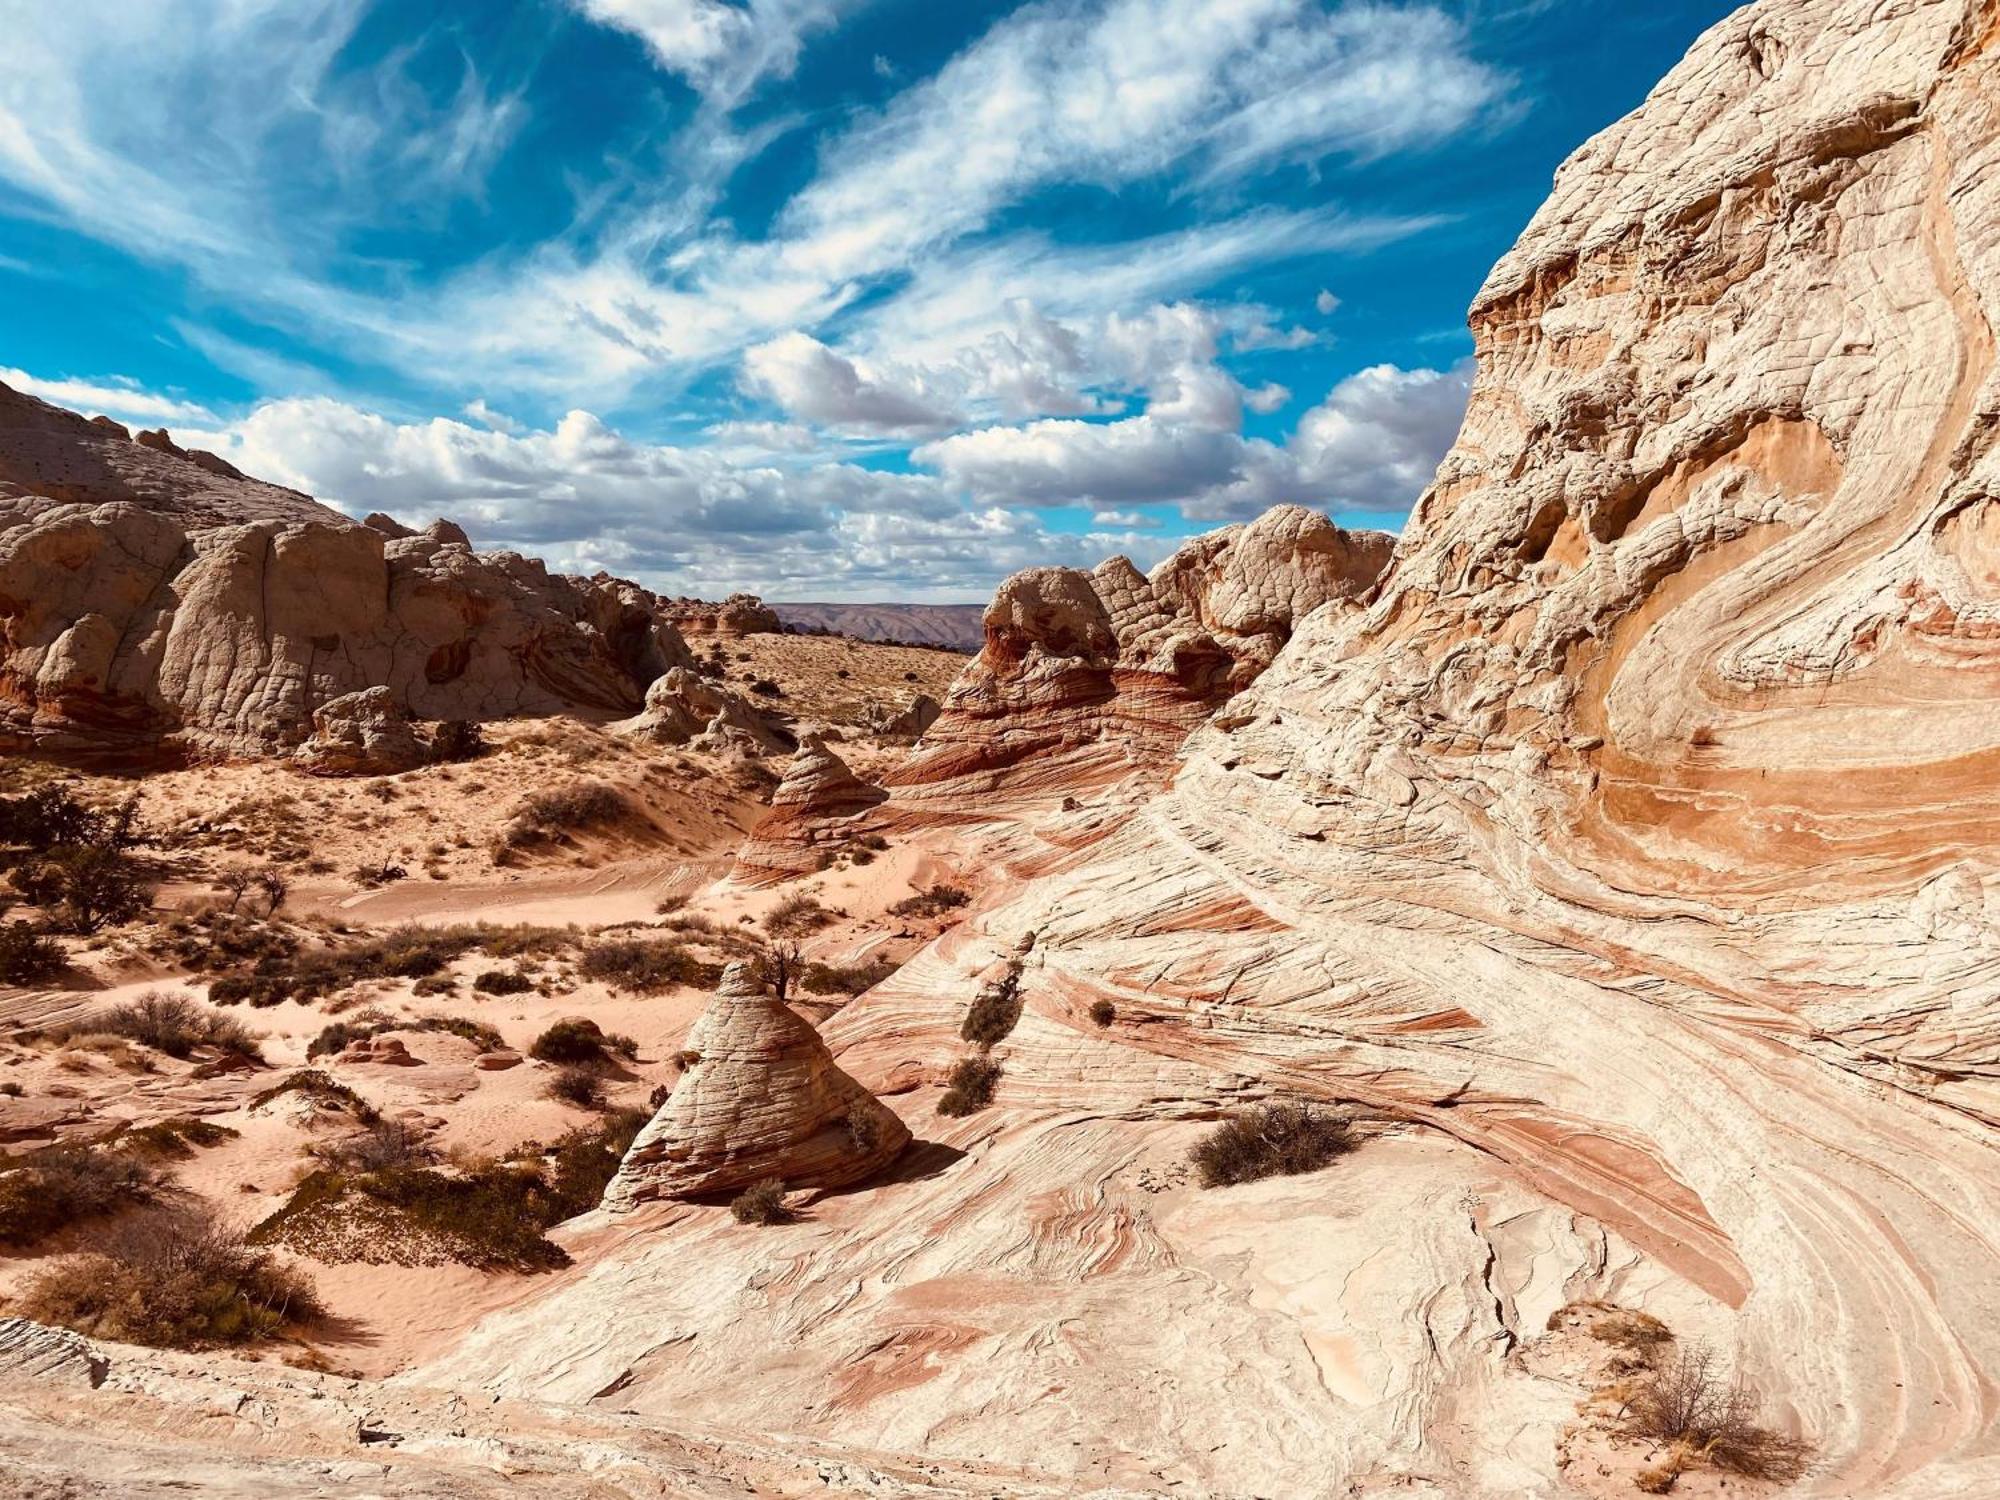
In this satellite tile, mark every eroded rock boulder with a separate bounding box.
[603,961,909,1207]
[294,688,428,776]
[887,504,1392,814]
[616,666,790,756]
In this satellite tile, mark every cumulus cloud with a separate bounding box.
[740,332,961,436]
[916,358,1473,519]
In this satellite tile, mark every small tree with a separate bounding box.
[255,868,289,917]
[215,865,257,913]
[764,939,804,1002]
[1623,1344,1811,1484]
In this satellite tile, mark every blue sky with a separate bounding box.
[0,0,1735,600]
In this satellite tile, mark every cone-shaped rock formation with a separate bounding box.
[732,732,889,882]
[603,961,909,1208]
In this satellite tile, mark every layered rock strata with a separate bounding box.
[731,732,889,881]
[603,961,910,1206]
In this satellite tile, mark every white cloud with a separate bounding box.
[915,357,1472,519]
[571,0,855,105]
[740,332,960,436]
[1315,288,1341,315]
[462,398,524,435]
[173,395,1176,601]
[0,366,215,426]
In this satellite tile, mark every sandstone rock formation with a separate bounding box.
[886,504,1393,816]
[863,691,941,741]
[416,6,2000,1498]
[615,666,790,756]
[0,383,696,762]
[604,961,910,1206]
[666,592,782,636]
[293,687,429,776]
[731,732,889,881]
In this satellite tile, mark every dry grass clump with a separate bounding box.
[765,891,835,938]
[19,1210,321,1349]
[157,906,300,974]
[730,1178,794,1225]
[1190,1102,1354,1188]
[117,1116,240,1160]
[578,937,720,994]
[889,883,969,920]
[1622,1344,1812,1487]
[100,991,261,1060]
[252,1109,646,1271]
[248,1069,379,1124]
[305,1012,504,1060]
[936,1055,1001,1117]
[310,1119,435,1173]
[0,1144,167,1248]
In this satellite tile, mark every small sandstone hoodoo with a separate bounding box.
[602,961,909,1208]
[732,732,889,881]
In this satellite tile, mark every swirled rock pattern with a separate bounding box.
[0,382,695,762]
[731,732,888,881]
[885,504,1392,818]
[425,5,2000,1497]
[603,961,910,1206]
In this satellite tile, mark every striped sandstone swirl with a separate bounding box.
[428,5,2000,1496]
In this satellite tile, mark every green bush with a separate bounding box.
[546,1064,607,1110]
[0,920,63,983]
[529,1017,610,1064]
[473,968,534,995]
[890,884,969,919]
[578,938,719,994]
[1189,1103,1353,1189]
[801,957,901,995]
[960,965,1023,1047]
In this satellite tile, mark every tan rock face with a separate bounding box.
[666,591,783,636]
[732,732,888,881]
[0,385,696,762]
[604,961,910,1206]
[293,687,429,776]
[616,665,790,756]
[887,504,1392,815]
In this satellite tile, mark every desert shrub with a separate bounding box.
[503,781,627,847]
[0,784,103,851]
[578,937,719,993]
[0,1144,167,1247]
[546,1064,607,1110]
[20,1210,321,1349]
[118,1116,239,1160]
[800,956,901,996]
[473,967,534,996]
[473,923,575,959]
[1190,1103,1353,1189]
[248,1069,379,1123]
[312,1119,433,1173]
[529,1017,611,1064]
[348,860,407,887]
[730,1178,793,1225]
[412,973,456,996]
[748,678,781,697]
[960,964,1023,1047]
[0,920,63,983]
[0,1080,21,1097]
[1590,1308,1675,1354]
[845,1103,881,1153]
[765,892,835,938]
[890,884,970,920]
[13,839,155,934]
[158,907,299,973]
[1623,1344,1812,1483]
[936,1054,1001,1117]
[1088,999,1116,1027]
[101,992,261,1060]
[431,720,487,763]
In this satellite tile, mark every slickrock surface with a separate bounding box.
[885,504,1392,818]
[603,961,910,1206]
[423,5,2000,1497]
[0,382,696,761]
[731,731,889,881]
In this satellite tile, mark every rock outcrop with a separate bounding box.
[886,504,1392,815]
[667,592,783,636]
[731,732,889,881]
[615,666,791,756]
[862,692,940,741]
[0,383,696,763]
[293,687,430,776]
[603,961,909,1206]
